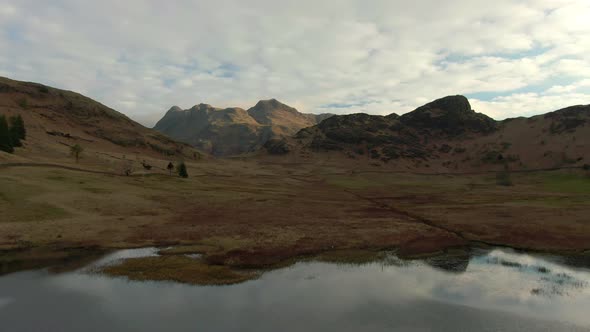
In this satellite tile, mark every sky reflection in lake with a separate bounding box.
[1,248,589,332]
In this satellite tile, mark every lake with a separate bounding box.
[1,248,590,331]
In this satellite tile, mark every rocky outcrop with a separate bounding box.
[154,99,333,156]
[400,95,497,136]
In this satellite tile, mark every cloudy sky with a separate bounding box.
[0,0,589,126]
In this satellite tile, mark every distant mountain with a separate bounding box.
[154,99,333,156]
[0,76,199,162]
[283,95,589,172]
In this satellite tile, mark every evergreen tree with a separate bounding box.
[9,115,26,140]
[177,161,188,178]
[8,116,23,147]
[0,115,14,153]
[167,162,174,175]
[496,163,513,186]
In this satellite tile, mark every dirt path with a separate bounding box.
[343,189,466,238]
[0,162,121,176]
[342,189,514,252]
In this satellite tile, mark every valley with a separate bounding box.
[1,76,589,285]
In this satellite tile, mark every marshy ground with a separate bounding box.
[1,159,589,284]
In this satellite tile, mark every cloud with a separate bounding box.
[0,0,589,126]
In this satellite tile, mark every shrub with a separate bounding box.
[9,115,26,147]
[370,149,381,159]
[382,146,400,159]
[0,115,14,153]
[439,144,452,153]
[264,138,290,155]
[496,164,513,186]
[177,162,189,178]
[167,162,174,175]
[70,144,84,163]
[17,98,28,109]
[122,160,134,176]
[454,147,466,154]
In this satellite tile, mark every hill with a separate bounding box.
[0,76,201,169]
[154,99,332,156]
[283,95,589,172]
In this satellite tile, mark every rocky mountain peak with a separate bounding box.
[401,95,496,135]
[167,106,183,113]
[414,95,472,114]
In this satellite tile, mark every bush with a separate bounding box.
[496,165,513,186]
[370,149,381,159]
[583,164,590,171]
[454,147,466,154]
[264,138,290,155]
[439,144,452,153]
[17,98,28,109]
[0,115,14,153]
[70,144,84,163]
[177,162,189,178]
[167,162,175,175]
[9,115,26,147]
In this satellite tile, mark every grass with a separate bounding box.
[0,175,70,222]
[158,244,219,256]
[542,173,590,194]
[314,249,385,265]
[325,172,470,192]
[2,162,590,281]
[101,255,257,285]
[326,175,388,189]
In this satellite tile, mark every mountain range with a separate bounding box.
[153,99,333,156]
[1,76,588,173]
[286,95,589,172]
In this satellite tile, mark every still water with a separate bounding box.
[1,248,590,332]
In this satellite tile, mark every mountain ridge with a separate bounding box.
[0,76,201,165]
[154,99,334,156]
[276,95,589,172]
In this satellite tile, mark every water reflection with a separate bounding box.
[82,247,160,270]
[0,248,589,332]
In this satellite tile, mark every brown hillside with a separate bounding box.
[274,96,589,173]
[0,76,201,168]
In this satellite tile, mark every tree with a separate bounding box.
[177,161,188,178]
[167,162,174,175]
[8,115,25,147]
[0,115,13,153]
[70,144,84,163]
[496,163,513,186]
[9,115,26,141]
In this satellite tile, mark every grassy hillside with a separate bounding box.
[280,96,589,173]
[0,76,202,171]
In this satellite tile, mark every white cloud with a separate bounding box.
[472,91,590,119]
[0,0,589,126]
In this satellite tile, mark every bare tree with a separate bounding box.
[167,162,174,175]
[122,160,134,176]
[70,144,83,163]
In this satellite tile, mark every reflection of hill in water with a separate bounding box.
[423,252,471,273]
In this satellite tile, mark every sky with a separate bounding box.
[0,0,589,127]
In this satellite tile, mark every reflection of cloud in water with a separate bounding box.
[433,249,590,327]
[81,247,160,271]
[1,248,590,331]
[0,297,14,308]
